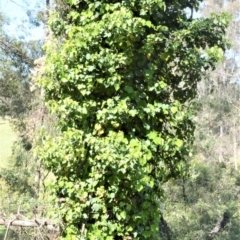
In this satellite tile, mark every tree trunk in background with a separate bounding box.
[233,125,238,170]
[219,124,223,163]
[34,0,50,204]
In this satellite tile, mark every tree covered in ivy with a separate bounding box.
[38,0,230,239]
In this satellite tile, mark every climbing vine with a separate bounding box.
[38,0,230,239]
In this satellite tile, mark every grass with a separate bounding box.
[0,118,17,168]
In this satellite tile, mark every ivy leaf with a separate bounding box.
[129,109,137,117]
[92,203,102,212]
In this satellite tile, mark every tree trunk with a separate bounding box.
[219,124,223,163]
[233,128,238,170]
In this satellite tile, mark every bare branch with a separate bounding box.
[0,217,59,232]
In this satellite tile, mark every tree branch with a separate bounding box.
[207,212,230,239]
[0,217,59,232]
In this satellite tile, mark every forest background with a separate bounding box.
[0,0,240,239]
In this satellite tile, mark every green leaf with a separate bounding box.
[87,65,95,72]
[170,106,178,114]
[120,211,126,219]
[129,109,137,117]
[92,203,102,212]
[147,131,157,140]
[175,139,183,148]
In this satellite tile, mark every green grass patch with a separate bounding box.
[0,118,17,168]
[0,226,5,238]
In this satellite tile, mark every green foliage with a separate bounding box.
[0,4,57,240]
[0,10,43,118]
[0,140,35,196]
[163,160,240,240]
[0,119,17,165]
[38,0,230,239]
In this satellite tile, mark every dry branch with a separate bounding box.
[0,217,59,232]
